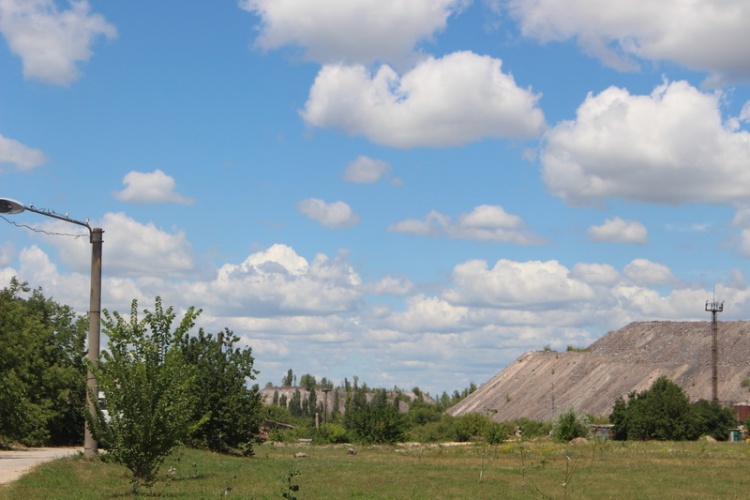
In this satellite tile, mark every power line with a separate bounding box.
[1,214,89,239]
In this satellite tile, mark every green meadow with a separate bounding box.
[2,439,749,499]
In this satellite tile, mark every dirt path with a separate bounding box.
[0,447,81,485]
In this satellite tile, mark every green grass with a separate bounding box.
[2,440,750,498]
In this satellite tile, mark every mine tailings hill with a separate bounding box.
[447,321,750,422]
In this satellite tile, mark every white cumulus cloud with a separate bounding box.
[182,244,362,316]
[623,258,677,287]
[443,258,595,308]
[0,0,116,85]
[343,156,393,184]
[542,80,750,206]
[389,205,543,244]
[240,0,466,65]
[297,198,360,228]
[37,212,196,277]
[0,133,46,170]
[587,217,648,244]
[113,169,195,205]
[363,275,414,296]
[302,51,545,148]
[386,295,470,333]
[503,0,750,83]
[569,262,621,285]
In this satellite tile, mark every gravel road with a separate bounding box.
[0,447,81,485]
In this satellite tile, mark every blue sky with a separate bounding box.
[2,0,750,396]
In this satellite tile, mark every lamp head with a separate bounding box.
[0,198,25,215]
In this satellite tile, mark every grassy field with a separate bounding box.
[1,439,749,499]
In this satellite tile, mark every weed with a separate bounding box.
[561,455,575,499]
[283,468,301,499]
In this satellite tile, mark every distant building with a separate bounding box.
[590,424,614,441]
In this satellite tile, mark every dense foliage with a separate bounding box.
[610,376,737,441]
[0,278,87,446]
[345,388,409,444]
[692,399,737,441]
[265,372,552,445]
[87,298,201,493]
[553,408,590,442]
[180,328,262,455]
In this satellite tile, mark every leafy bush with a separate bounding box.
[454,413,491,442]
[408,415,457,442]
[485,422,514,444]
[408,400,442,426]
[268,426,310,443]
[693,400,737,441]
[181,328,262,455]
[513,418,552,439]
[0,279,87,447]
[610,377,704,441]
[317,423,349,444]
[553,408,589,442]
[345,389,409,444]
[87,298,199,494]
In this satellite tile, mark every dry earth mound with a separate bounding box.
[447,321,750,422]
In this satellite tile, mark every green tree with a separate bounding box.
[319,377,333,390]
[408,399,442,426]
[609,394,633,440]
[454,413,491,442]
[299,373,316,391]
[289,389,303,417]
[553,408,589,442]
[610,377,700,441]
[333,388,340,416]
[514,418,552,439]
[0,279,87,446]
[692,399,737,441]
[87,298,199,494]
[345,389,408,444]
[485,422,514,445]
[180,328,262,455]
[307,386,317,418]
[282,369,294,387]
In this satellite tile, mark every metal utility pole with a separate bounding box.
[705,298,724,404]
[0,198,103,458]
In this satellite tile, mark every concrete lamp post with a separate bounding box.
[0,198,103,459]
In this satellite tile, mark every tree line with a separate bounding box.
[3,278,740,492]
[0,278,87,447]
[0,280,262,493]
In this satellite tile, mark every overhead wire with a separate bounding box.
[1,214,89,239]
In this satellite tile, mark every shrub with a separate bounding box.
[87,298,199,494]
[610,377,700,441]
[317,423,349,444]
[345,389,409,444]
[180,328,262,455]
[553,409,589,442]
[693,400,737,441]
[485,422,514,445]
[408,400,442,426]
[454,413,491,442]
[514,418,552,439]
[408,415,457,443]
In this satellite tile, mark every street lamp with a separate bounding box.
[0,198,103,459]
